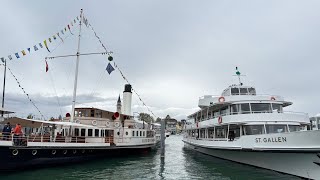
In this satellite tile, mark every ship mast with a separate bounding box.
[1,58,6,118]
[70,9,83,123]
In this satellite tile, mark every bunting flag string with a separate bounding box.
[6,65,46,120]
[87,17,157,117]
[1,16,79,61]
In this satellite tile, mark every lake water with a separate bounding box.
[0,135,299,180]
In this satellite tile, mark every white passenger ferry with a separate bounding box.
[183,79,320,179]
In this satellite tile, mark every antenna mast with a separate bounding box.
[235,67,243,86]
[70,9,83,123]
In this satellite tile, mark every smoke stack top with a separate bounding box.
[124,84,132,93]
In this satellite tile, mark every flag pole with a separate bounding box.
[70,9,83,123]
[1,58,6,118]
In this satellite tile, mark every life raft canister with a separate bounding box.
[218,96,225,103]
[218,116,222,124]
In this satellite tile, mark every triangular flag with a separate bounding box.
[67,24,74,35]
[77,16,79,20]
[61,30,64,35]
[74,19,76,23]
[15,53,20,59]
[64,27,67,32]
[1,57,4,63]
[45,60,49,72]
[53,35,56,40]
[39,43,43,48]
[8,55,12,60]
[71,21,73,26]
[48,38,52,43]
[44,40,50,52]
[57,32,64,43]
[21,50,26,56]
[27,48,31,53]
[34,45,38,51]
[106,63,115,74]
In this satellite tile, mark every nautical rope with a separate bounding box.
[6,66,46,120]
[87,19,157,117]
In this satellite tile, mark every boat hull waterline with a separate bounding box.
[183,141,320,179]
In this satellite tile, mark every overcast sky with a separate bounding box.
[1,0,320,120]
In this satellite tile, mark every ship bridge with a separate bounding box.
[198,84,291,109]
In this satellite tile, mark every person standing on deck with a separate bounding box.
[2,122,12,140]
[13,123,23,145]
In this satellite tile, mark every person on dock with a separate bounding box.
[2,122,12,140]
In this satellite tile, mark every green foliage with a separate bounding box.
[138,113,154,123]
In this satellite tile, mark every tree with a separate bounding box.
[27,113,33,119]
[155,117,161,123]
[138,113,154,123]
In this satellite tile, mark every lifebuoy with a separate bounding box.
[92,120,97,126]
[218,96,225,103]
[114,122,120,128]
[271,97,276,101]
[52,150,56,155]
[12,149,18,156]
[32,150,37,156]
[106,121,110,127]
[218,116,222,124]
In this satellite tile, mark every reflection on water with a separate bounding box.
[0,135,299,180]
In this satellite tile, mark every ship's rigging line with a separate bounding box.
[6,66,46,120]
[46,13,157,118]
[1,24,79,119]
[45,24,80,117]
[87,18,157,118]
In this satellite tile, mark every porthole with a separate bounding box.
[63,150,68,154]
[117,132,120,136]
[73,150,77,154]
[52,150,56,155]
[32,150,37,156]
[12,149,18,156]
[126,131,128,135]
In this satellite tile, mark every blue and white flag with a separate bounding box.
[1,57,4,63]
[106,62,115,74]
[27,48,31,53]
[34,45,38,51]
[15,53,20,59]
[39,43,43,48]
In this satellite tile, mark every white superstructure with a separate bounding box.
[183,83,320,179]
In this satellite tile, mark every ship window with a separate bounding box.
[248,88,256,95]
[132,131,135,136]
[272,103,283,113]
[140,131,142,136]
[80,129,85,136]
[231,88,240,95]
[136,131,139,136]
[213,111,220,118]
[75,128,79,136]
[240,88,248,95]
[240,103,250,114]
[101,130,104,137]
[251,103,272,113]
[244,125,265,135]
[266,125,288,134]
[143,131,145,136]
[88,129,93,137]
[215,128,225,138]
[220,107,228,116]
[62,129,65,136]
[231,104,239,115]
[95,129,99,137]
[126,131,128,136]
[288,125,300,132]
[208,128,215,138]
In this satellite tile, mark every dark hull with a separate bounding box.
[0,145,153,171]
